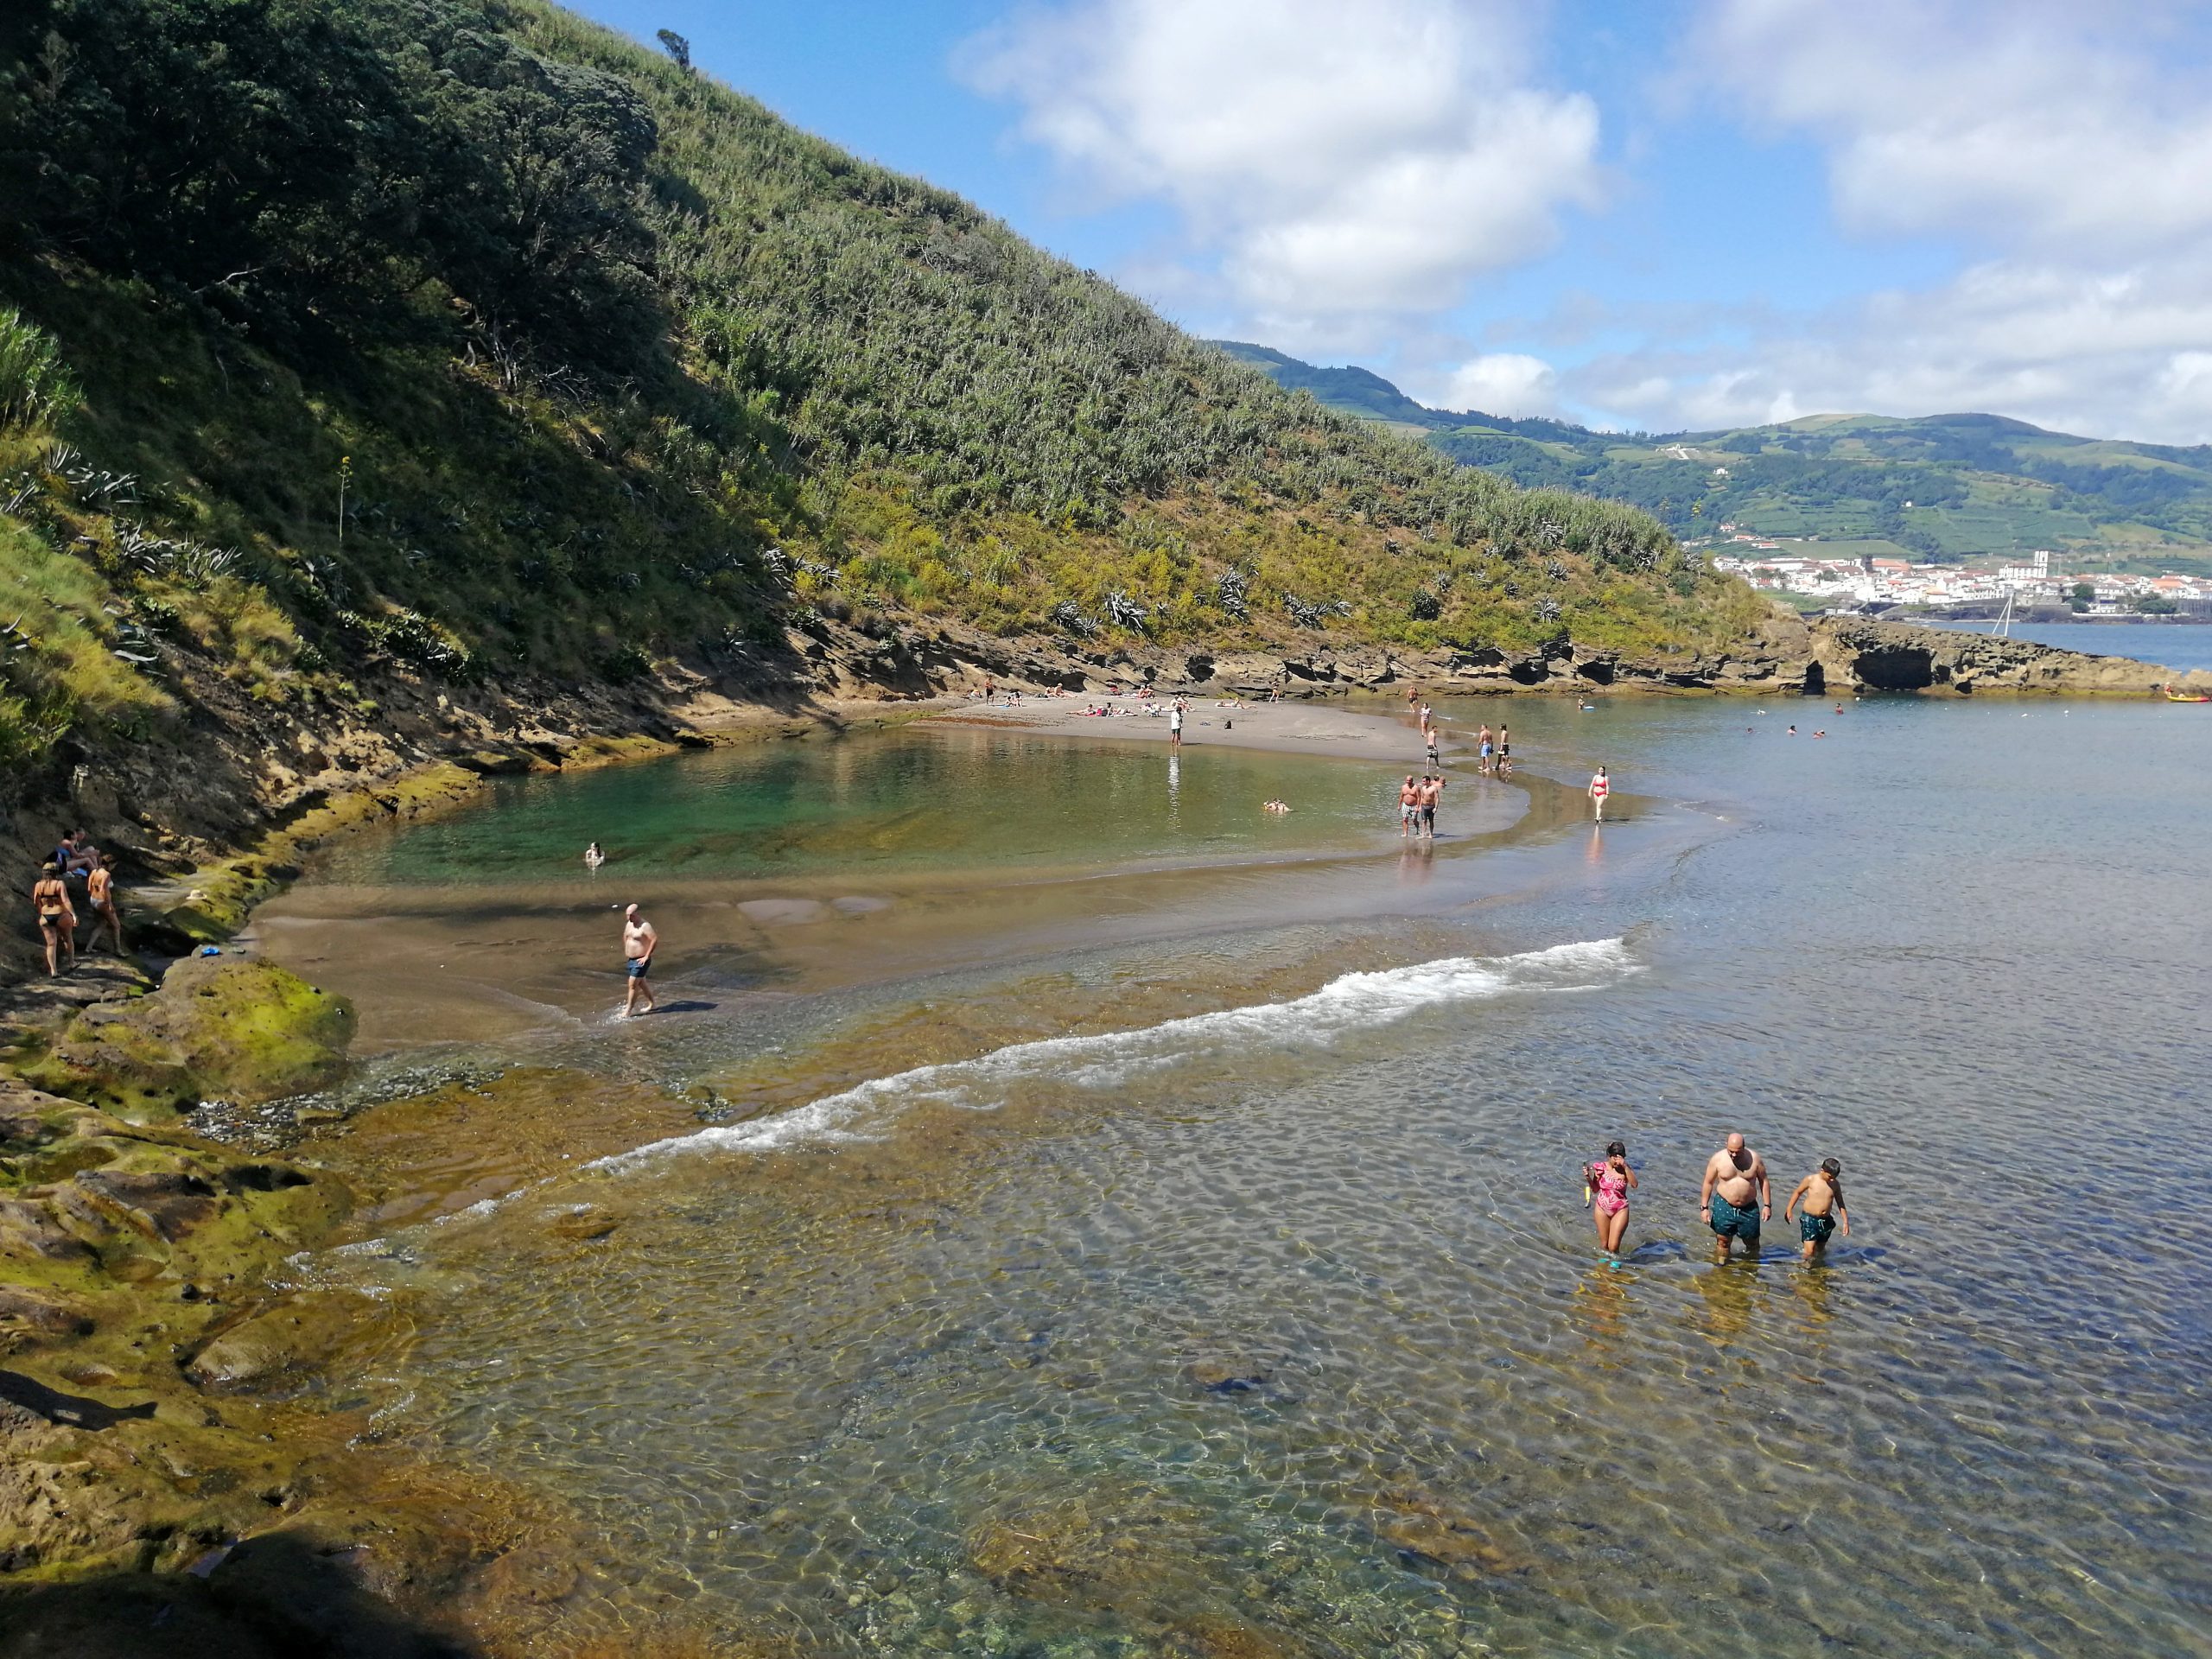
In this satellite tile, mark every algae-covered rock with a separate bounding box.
[185,1292,369,1395]
[21,957,355,1120]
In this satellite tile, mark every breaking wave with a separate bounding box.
[590,938,1637,1173]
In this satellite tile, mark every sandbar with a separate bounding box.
[926,693,1434,763]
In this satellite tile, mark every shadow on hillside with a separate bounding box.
[0,1532,478,1659]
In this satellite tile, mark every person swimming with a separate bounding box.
[584,841,606,871]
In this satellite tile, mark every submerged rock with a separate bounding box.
[184,1293,367,1394]
[549,1208,620,1241]
[1372,1481,1530,1580]
[1181,1358,1274,1396]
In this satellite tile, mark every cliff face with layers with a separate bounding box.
[1805,619,2211,696]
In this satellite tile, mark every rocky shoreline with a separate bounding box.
[2,605,2204,1653]
[9,604,2198,984]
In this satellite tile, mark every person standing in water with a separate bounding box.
[1585,1139,1638,1262]
[1169,698,1185,752]
[1496,725,1511,777]
[620,902,658,1017]
[1784,1158,1850,1262]
[584,841,606,872]
[1419,772,1446,837]
[1589,766,1611,820]
[1700,1132,1770,1261]
[1398,774,1421,838]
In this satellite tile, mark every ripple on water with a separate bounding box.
[288,701,2212,1657]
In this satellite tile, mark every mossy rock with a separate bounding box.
[19,957,355,1121]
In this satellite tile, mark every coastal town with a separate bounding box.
[1707,534,2212,615]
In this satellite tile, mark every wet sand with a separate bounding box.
[926,691,1439,761]
[248,720,1608,1053]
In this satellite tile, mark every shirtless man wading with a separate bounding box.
[1398,774,1421,838]
[621,903,658,1017]
[1418,772,1446,838]
[1699,1133,1770,1260]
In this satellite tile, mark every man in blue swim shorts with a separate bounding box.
[1699,1132,1770,1262]
[620,902,658,1018]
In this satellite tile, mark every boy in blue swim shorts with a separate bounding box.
[1784,1158,1849,1262]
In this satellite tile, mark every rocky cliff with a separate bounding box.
[1805,618,2212,697]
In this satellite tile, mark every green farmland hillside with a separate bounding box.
[1217,342,2212,575]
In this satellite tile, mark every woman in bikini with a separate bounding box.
[31,861,76,976]
[1585,1139,1637,1262]
[86,853,123,955]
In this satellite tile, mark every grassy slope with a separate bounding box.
[0,3,1761,784]
[1223,345,2212,568]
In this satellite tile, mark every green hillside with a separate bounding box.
[1218,343,2212,574]
[0,0,1758,782]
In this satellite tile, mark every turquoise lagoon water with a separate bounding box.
[290,696,2212,1657]
[311,722,1438,888]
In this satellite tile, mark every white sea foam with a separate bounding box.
[589,938,1637,1173]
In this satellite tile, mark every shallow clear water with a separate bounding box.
[313,722,1427,887]
[289,696,2212,1656]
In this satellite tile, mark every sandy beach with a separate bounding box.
[925,691,1440,764]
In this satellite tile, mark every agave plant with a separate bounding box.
[1214,565,1249,620]
[1048,599,1098,638]
[1103,588,1149,632]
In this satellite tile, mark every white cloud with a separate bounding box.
[1409,353,1561,416]
[1694,0,2212,253]
[958,0,1602,334]
[1564,258,2212,442]
[1537,2,2212,443]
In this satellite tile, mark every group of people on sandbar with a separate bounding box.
[1585,1133,1848,1266]
[27,829,124,976]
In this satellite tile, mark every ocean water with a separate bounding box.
[286,696,2212,1657]
[1919,618,2212,674]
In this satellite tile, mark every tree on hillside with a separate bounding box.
[655,28,689,69]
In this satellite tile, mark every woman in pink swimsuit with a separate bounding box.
[1586,1139,1637,1262]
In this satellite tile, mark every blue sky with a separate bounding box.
[574,1,2212,443]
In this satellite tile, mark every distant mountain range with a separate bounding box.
[1215,341,2212,574]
